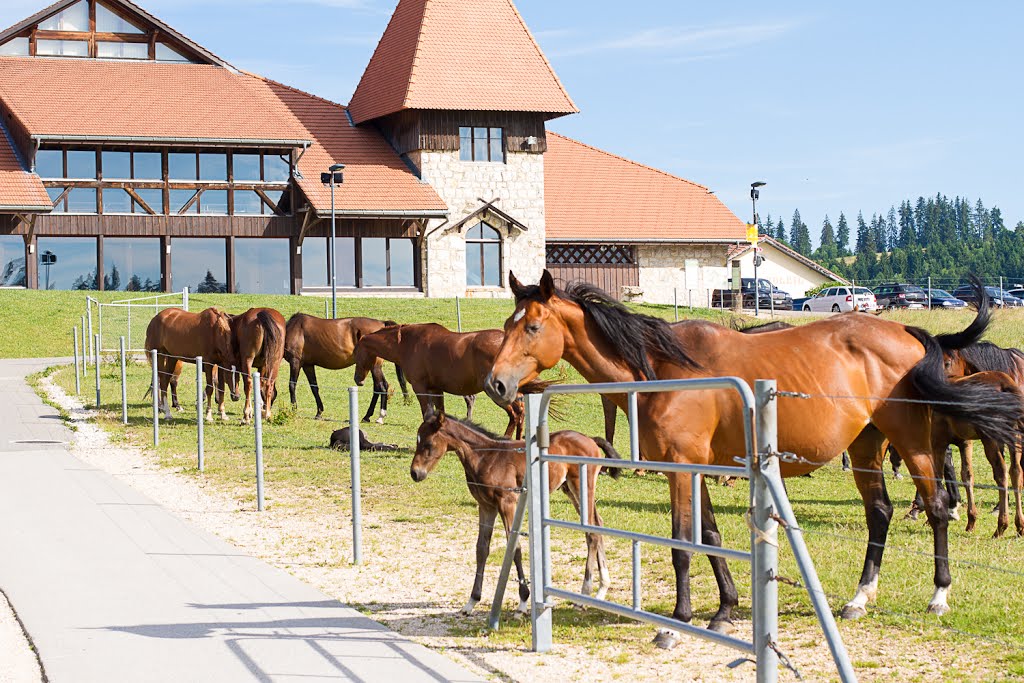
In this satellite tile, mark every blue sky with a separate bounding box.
[3,0,1021,244]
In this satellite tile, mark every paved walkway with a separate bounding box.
[0,359,482,683]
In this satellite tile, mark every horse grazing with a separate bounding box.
[231,308,286,423]
[411,409,620,616]
[484,271,1024,648]
[144,307,239,422]
[941,343,1024,536]
[354,323,532,437]
[284,314,408,423]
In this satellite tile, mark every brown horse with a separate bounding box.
[284,314,408,423]
[484,271,1023,648]
[353,323,524,437]
[942,343,1024,536]
[231,308,286,423]
[144,307,239,422]
[411,409,620,616]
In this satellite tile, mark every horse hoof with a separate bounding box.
[894,472,903,480]
[652,630,680,650]
[314,414,324,421]
[927,603,949,617]
[375,417,385,425]
[840,604,866,620]
[949,507,960,521]
[708,619,734,635]
[965,520,976,532]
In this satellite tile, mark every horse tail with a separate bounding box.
[283,313,304,366]
[935,274,990,351]
[591,436,623,479]
[907,326,1024,449]
[257,310,284,359]
[394,363,409,399]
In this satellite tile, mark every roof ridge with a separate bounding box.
[503,0,577,113]
[247,71,349,111]
[548,131,709,191]
[402,0,431,110]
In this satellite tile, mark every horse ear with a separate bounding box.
[436,410,446,425]
[509,271,526,300]
[539,270,555,301]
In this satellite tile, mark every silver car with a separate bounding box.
[802,286,878,313]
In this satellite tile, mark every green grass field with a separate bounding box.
[7,288,1024,678]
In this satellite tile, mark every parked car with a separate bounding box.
[872,283,928,309]
[925,289,968,309]
[801,285,878,313]
[951,285,1024,308]
[712,278,789,310]
[1009,288,1024,301]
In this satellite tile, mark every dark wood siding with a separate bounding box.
[374,109,548,156]
[546,264,639,300]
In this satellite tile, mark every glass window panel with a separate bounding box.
[466,224,481,239]
[133,188,163,215]
[199,153,227,181]
[459,127,472,162]
[95,4,144,34]
[133,151,162,179]
[300,237,327,288]
[39,1,88,31]
[233,153,261,181]
[172,238,226,293]
[337,237,355,287]
[168,152,197,181]
[36,150,64,179]
[0,38,29,56]
[66,150,96,179]
[262,190,284,214]
[473,127,488,161]
[101,151,131,179]
[96,41,148,59]
[155,43,191,63]
[361,238,387,287]
[0,235,26,287]
[36,39,89,57]
[482,243,500,286]
[480,223,500,240]
[234,239,289,295]
[389,239,414,287]
[102,188,132,214]
[233,190,263,215]
[199,189,228,215]
[467,245,482,287]
[46,187,66,212]
[67,188,96,213]
[489,128,504,163]
[37,237,96,291]
[263,153,290,182]
[169,189,198,214]
[104,238,160,292]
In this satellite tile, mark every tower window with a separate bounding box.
[459,127,504,163]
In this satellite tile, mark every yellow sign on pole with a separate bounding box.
[746,223,759,244]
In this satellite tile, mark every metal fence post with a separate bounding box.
[628,391,642,609]
[87,304,93,366]
[119,336,127,425]
[196,356,204,472]
[753,380,779,683]
[928,276,932,311]
[456,296,463,332]
[73,327,81,395]
[325,298,329,319]
[674,288,679,321]
[94,334,101,409]
[349,386,363,564]
[81,315,89,375]
[150,349,159,446]
[182,286,189,312]
[524,393,552,652]
[253,370,265,511]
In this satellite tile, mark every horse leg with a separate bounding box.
[499,496,531,617]
[300,367,323,419]
[943,446,961,521]
[984,439,1010,537]
[170,362,182,412]
[700,477,739,633]
[462,504,498,616]
[654,470,697,650]
[959,441,978,532]
[890,446,903,479]
[510,399,524,440]
[365,364,388,424]
[841,427,891,620]
[204,364,216,423]
[240,360,254,424]
[1012,439,1024,536]
[216,366,230,421]
[158,355,175,420]
[601,395,618,443]
[560,473,598,600]
[464,394,476,420]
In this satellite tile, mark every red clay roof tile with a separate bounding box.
[349,0,576,124]
[0,127,50,210]
[544,132,745,242]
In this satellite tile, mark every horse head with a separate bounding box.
[411,407,448,482]
[209,309,240,399]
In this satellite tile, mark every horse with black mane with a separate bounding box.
[231,307,286,424]
[484,271,1023,648]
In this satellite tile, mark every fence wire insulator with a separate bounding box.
[773,389,812,400]
[768,641,803,680]
[769,512,790,529]
[768,569,803,589]
[777,451,802,464]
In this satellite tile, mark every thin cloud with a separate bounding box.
[550,20,799,59]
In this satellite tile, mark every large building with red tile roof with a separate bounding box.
[0,0,834,300]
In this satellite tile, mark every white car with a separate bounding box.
[802,286,878,313]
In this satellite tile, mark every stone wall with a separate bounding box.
[409,150,546,298]
[636,243,731,306]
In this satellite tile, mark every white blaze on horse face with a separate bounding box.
[513,308,526,324]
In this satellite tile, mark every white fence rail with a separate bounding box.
[88,288,188,354]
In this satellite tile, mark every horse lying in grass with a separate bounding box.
[144,307,239,421]
[410,409,621,616]
[285,314,408,423]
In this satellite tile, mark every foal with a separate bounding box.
[411,410,620,616]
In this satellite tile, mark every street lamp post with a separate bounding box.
[321,164,345,319]
[750,181,766,317]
